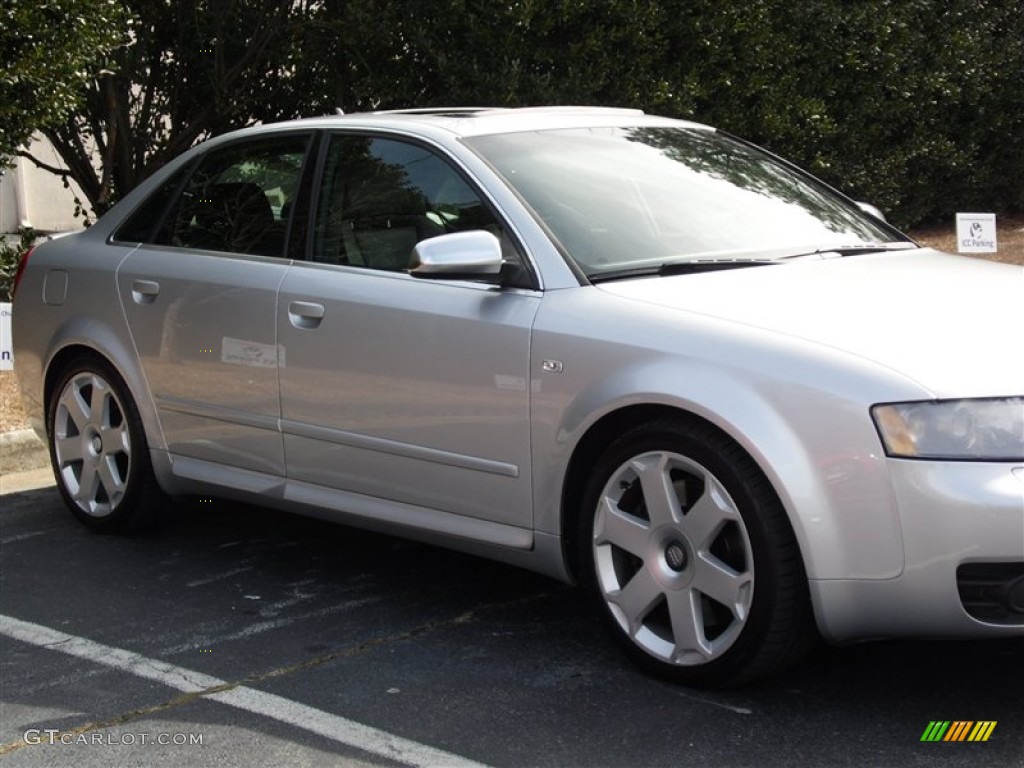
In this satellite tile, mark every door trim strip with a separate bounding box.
[281,419,520,478]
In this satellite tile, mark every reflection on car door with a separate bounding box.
[277,134,540,533]
[116,134,311,475]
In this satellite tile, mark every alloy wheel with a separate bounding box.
[52,371,132,517]
[592,450,755,665]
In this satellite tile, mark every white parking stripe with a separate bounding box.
[0,614,489,768]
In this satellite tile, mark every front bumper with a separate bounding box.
[810,460,1024,642]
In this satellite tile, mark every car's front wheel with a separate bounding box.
[48,357,164,532]
[579,418,813,687]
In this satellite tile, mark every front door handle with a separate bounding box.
[288,301,325,329]
[131,279,160,304]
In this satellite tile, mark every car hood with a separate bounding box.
[596,249,1024,397]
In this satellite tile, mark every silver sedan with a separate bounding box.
[12,107,1024,687]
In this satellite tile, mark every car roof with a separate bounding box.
[220,106,711,143]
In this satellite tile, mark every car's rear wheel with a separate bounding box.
[48,357,164,532]
[579,418,813,687]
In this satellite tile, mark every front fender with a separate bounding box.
[530,290,916,583]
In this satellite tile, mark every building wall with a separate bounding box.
[0,135,89,235]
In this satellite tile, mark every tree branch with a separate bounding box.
[15,150,72,177]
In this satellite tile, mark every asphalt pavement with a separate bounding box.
[1,469,1021,768]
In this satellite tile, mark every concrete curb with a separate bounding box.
[0,428,49,475]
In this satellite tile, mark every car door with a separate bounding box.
[278,133,540,529]
[116,133,312,475]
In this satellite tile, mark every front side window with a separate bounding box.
[152,135,310,257]
[313,135,516,273]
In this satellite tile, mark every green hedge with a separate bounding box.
[13,1,1019,230]
[665,1,1024,228]
[0,228,37,302]
[320,0,1022,229]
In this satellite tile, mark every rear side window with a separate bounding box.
[146,135,310,257]
[114,165,192,243]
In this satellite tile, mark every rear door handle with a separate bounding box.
[131,279,160,304]
[288,301,325,329]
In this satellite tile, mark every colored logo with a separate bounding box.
[921,721,997,742]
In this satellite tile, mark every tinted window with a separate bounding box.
[313,135,518,273]
[153,135,310,257]
[466,127,903,276]
[113,164,192,243]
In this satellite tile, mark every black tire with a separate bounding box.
[578,417,814,687]
[47,356,166,532]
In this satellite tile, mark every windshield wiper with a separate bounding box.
[586,242,917,283]
[778,242,917,260]
[588,259,774,283]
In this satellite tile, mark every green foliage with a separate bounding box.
[11,0,1023,228]
[0,228,38,302]
[0,0,130,164]
[665,0,1024,227]
[314,0,686,112]
[32,0,324,215]
[303,0,1022,227]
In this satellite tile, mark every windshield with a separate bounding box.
[465,126,908,278]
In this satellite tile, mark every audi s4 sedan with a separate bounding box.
[12,107,1024,687]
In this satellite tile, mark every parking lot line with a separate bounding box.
[0,614,489,768]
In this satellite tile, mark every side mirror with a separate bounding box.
[856,202,888,223]
[409,231,503,279]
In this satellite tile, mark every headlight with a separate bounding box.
[872,398,1024,460]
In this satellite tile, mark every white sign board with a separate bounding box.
[0,302,11,370]
[956,212,997,253]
